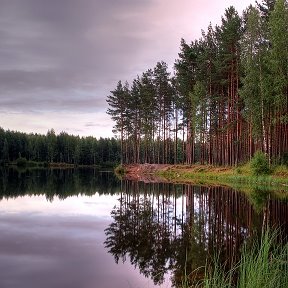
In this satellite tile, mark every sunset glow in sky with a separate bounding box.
[0,0,255,138]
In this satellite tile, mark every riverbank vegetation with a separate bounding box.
[157,151,288,188]
[185,229,288,288]
[157,152,288,197]
[0,127,120,167]
[120,162,288,193]
[107,0,288,168]
[118,151,288,189]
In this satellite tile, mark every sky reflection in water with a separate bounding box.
[0,194,170,288]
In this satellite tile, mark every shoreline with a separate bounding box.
[3,162,113,170]
[120,163,288,192]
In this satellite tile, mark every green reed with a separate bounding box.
[184,229,288,288]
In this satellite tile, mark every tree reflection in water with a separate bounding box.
[104,180,288,287]
[105,197,173,284]
[0,167,120,200]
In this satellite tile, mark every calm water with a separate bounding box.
[0,168,287,288]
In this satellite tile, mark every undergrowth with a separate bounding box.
[183,229,288,288]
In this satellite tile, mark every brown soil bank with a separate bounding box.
[124,164,232,176]
[122,163,233,184]
[122,164,171,183]
[121,164,288,190]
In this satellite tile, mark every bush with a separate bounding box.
[250,151,270,176]
[115,165,125,175]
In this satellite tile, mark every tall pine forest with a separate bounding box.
[107,0,288,166]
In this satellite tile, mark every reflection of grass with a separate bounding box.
[183,229,288,288]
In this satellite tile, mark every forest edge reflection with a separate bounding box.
[104,180,288,286]
[0,167,287,287]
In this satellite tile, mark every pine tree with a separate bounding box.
[2,138,9,163]
[139,69,157,163]
[217,6,243,165]
[257,0,276,20]
[240,5,266,156]
[268,0,288,160]
[107,81,130,164]
[47,129,56,162]
[153,61,173,163]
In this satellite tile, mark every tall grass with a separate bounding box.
[202,259,235,288]
[237,230,288,288]
[186,229,288,288]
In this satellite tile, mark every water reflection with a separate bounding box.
[1,168,288,287]
[0,168,168,288]
[105,180,288,286]
[0,167,120,200]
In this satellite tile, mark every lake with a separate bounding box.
[0,168,287,288]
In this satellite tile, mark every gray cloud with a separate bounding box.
[0,0,254,136]
[0,0,155,113]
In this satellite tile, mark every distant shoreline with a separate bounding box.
[4,161,113,169]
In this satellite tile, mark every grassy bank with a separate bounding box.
[157,163,288,192]
[116,161,288,193]
[183,229,288,288]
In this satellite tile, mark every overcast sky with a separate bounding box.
[0,0,255,138]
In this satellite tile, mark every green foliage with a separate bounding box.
[2,138,9,163]
[237,229,288,288]
[198,229,288,288]
[240,6,265,139]
[0,127,121,166]
[16,157,27,167]
[202,259,234,288]
[273,165,288,177]
[234,162,251,175]
[235,167,242,174]
[250,151,270,175]
[16,157,43,167]
[0,168,121,200]
[114,165,125,175]
[106,0,287,166]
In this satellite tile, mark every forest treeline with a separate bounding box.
[0,127,120,166]
[107,0,288,166]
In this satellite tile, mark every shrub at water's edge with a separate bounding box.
[114,164,126,176]
[250,151,271,176]
[16,157,46,168]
